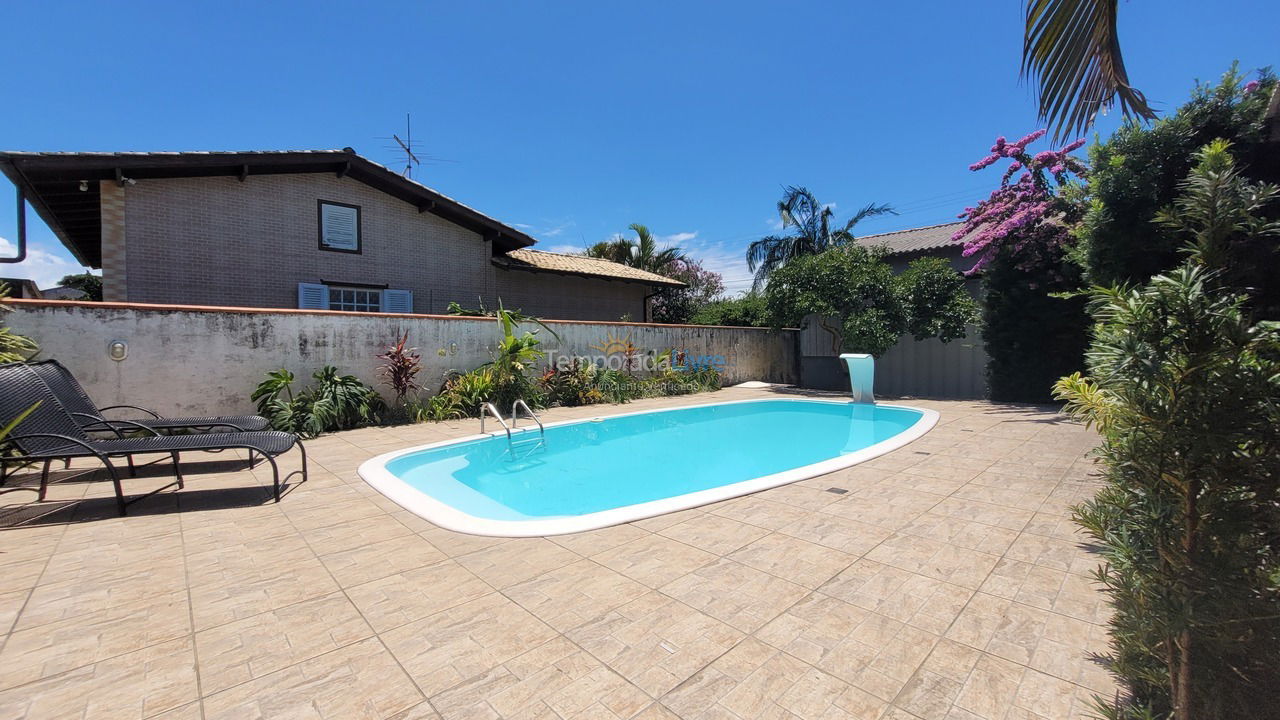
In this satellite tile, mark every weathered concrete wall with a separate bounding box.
[7,300,798,417]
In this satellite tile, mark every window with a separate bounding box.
[318,200,362,253]
[297,283,414,313]
[328,287,381,312]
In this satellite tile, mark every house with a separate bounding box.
[0,149,682,321]
[0,277,42,299]
[855,221,977,273]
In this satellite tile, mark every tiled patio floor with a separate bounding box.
[0,387,1115,719]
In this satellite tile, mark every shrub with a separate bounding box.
[690,292,770,327]
[763,245,977,356]
[0,282,37,363]
[1055,267,1280,718]
[1054,141,1280,718]
[251,366,384,438]
[1078,65,1277,300]
[376,332,422,404]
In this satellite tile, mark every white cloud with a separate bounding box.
[657,231,698,244]
[0,237,93,290]
[765,216,784,231]
[681,238,755,297]
[544,243,584,255]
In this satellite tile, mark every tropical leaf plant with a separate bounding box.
[251,366,384,438]
[747,186,895,290]
[586,223,686,273]
[0,282,37,363]
[377,332,422,403]
[1022,0,1157,140]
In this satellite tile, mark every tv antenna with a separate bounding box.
[392,114,420,179]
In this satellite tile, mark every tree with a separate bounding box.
[763,245,977,357]
[746,186,895,290]
[1021,0,1157,140]
[957,129,1090,402]
[586,223,685,274]
[1077,67,1278,312]
[57,272,102,301]
[689,292,770,328]
[649,258,725,324]
[1054,143,1280,718]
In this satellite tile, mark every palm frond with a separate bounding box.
[1022,0,1157,141]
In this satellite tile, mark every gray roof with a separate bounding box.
[855,221,970,256]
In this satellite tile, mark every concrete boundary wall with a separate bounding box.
[6,300,799,417]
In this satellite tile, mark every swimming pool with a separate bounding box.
[359,398,937,536]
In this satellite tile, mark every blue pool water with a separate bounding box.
[383,400,925,521]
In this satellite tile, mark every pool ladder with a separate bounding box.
[480,400,545,459]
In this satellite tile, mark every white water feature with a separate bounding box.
[839,353,875,403]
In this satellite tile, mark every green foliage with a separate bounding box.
[0,283,37,363]
[747,186,895,289]
[539,360,721,408]
[689,292,770,327]
[1077,65,1277,294]
[57,272,103,301]
[586,223,686,273]
[982,248,1089,402]
[1055,142,1280,718]
[251,366,384,438]
[1055,267,1280,718]
[896,257,979,342]
[763,245,977,357]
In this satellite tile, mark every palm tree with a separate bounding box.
[586,223,686,274]
[746,186,895,290]
[1022,0,1157,140]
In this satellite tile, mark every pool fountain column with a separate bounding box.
[838,353,874,403]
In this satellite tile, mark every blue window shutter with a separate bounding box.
[382,289,413,314]
[297,282,328,309]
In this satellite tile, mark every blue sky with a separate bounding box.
[0,1,1275,293]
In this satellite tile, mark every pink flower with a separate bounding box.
[1050,165,1065,174]
[1244,80,1261,93]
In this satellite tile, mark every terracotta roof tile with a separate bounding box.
[497,249,685,287]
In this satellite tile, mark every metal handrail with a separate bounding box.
[511,399,544,439]
[479,402,511,441]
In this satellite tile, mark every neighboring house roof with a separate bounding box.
[855,221,971,256]
[0,149,538,267]
[41,285,88,300]
[0,277,42,299]
[494,249,686,287]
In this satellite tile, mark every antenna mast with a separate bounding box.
[392,113,421,179]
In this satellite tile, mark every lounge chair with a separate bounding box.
[27,359,270,434]
[0,363,307,515]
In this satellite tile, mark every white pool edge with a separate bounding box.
[357,397,939,537]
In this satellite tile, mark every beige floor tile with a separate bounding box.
[0,636,197,720]
[417,523,513,557]
[898,512,1021,556]
[824,559,973,633]
[778,511,893,557]
[381,592,558,696]
[502,558,650,631]
[567,591,742,696]
[455,537,581,589]
[660,558,807,632]
[345,559,493,632]
[301,511,414,555]
[0,586,190,691]
[202,636,423,719]
[706,494,812,531]
[430,636,651,719]
[954,654,1025,720]
[864,534,1001,589]
[728,532,854,588]
[319,532,447,587]
[594,533,716,588]
[194,590,374,694]
[550,522,651,555]
[658,513,770,555]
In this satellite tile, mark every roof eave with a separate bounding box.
[491,256,686,288]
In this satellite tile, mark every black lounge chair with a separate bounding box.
[0,362,307,515]
[28,359,270,434]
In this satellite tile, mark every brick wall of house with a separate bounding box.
[119,173,647,321]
